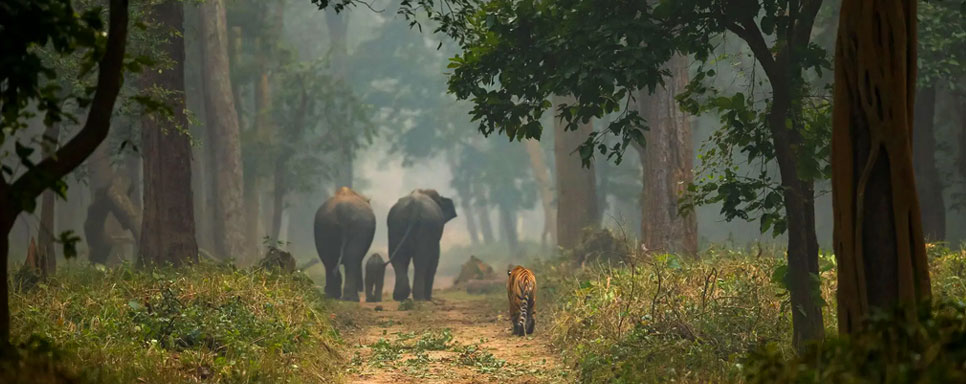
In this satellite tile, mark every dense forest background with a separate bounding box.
[7,0,964,272]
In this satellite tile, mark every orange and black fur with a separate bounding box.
[507,266,536,336]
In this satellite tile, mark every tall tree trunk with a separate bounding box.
[525,139,556,247]
[498,202,520,255]
[554,95,599,250]
[0,220,10,343]
[39,122,61,274]
[85,142,142,265]
[476,194,496,244]
[325,11,354,188]
[636,55,698,256]
[139,0,199,268]
[185,2,213,254]
[460,196,481,245]
[199,0,248,263]
[85,143,115,265]
[270,165,285,242]
[724,4,826,350]
[960,96,966,181]
[832,0,931,334]
[912,86,945,241]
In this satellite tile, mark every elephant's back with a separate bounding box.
[316,194,375,229]
[387,195,444,230]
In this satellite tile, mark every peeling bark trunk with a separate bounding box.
[553,95,599,250]
[912,86,945,241]
[139,0,199,268]
[525,139,557,247]
[832,0,931,334]
[636,55,698,257]
[199,0,248,263]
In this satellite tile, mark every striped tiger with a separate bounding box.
[507,265,536,336]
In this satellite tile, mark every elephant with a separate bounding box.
[385,189,457,301]
[364,253,386,302]
[313,186,376,301]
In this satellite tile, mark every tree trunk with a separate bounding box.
[498,202,520,255]
[525,139,557,247]
[39,122,61,274]
[636,55,698,256]
[199,0,248,263]
[960,96,966,180]
[270,165,285,242]
[553,95,599,250]
[185,2,213,254]
[0,220,10,343]
[85,143,115,265]
[461,196,481,245]
[139,0,199,268]
[476,195,495,244]
[832,0,931,334]
[325,11,354,188]
[912,86,945,241]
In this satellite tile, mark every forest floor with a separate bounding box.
[333,288,572,384]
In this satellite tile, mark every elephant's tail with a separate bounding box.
[384,203,419,267]
[332,230,348,278]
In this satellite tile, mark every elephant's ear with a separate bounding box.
[438,197,457,222]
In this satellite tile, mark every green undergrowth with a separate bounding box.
[540,233,966,384]
[6,262,344,383]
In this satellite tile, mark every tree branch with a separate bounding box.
[793,0,824,49]
[8,0,130,216]
[726,20,780,84]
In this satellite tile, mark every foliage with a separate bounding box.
[271,57,376,194]
[744,300,966,383]
[542,243,966,383]
[0,0,105,134]
[8,263,344,382]
[918,0,966,91]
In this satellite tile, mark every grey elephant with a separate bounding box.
[384,189,457,301]
[364,253,386,302]
[313,186,376,301]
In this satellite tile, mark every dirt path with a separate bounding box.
[336,289,571,384]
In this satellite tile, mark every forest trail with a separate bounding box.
[336,289,571,384]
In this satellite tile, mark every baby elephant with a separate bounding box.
[364,253,387,302]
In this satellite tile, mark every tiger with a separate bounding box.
[507,265,537,336]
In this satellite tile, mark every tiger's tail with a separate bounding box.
[516,279,534,336]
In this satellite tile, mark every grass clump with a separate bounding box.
[542,235,833,384]
[8,263,344,383]
[545,239,966,383]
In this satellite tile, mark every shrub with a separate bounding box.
[549,249,797,383]
[744,300,966,383]
[8,263,344,382]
